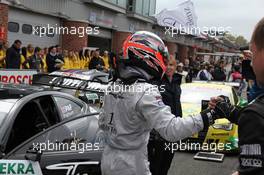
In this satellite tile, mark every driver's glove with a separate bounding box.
[200,95,240,129]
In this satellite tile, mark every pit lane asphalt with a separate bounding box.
[168,152,239,175]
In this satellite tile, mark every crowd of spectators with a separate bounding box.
[0,39,249,87]
[176,55,244,83]
[0,40,110,73]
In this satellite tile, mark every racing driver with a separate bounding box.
[98,31,225,175]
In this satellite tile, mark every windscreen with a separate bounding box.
[181,85,232,104]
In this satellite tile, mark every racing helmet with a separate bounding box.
[121,31,169,79]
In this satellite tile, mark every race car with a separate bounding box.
[0,82,104,175]
[32,69,109,108]
[181,81,247,152]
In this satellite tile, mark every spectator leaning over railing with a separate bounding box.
[5,40,22,69]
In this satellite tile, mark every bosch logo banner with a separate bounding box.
[0,70,37,84]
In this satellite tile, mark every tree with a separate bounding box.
[225,33,236,42]
[235,35,248,47]
[224,33,248,47]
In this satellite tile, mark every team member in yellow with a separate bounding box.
[78,50,85,69]
[40,47,49,72]
[102,50,110,70]
[74,51,81,69]
[40,49,47,72]
[67,51,76,69]
[62,50,71,70]
[0,43,6,68]
[20,47,28,69]
[81,56,87,69]
[84,49,90,69]
[26,44,34,58]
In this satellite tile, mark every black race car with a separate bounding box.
[0,83,104,175]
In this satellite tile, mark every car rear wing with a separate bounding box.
[32,74,109,94]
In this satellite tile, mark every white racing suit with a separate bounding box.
[99,80,205,175]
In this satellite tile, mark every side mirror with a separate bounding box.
[25,148,42,162]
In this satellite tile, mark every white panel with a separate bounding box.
[14,0,89,21]
[8,7,60,48]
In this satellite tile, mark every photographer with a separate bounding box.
[209,17,264,175]
[241,50,256,89]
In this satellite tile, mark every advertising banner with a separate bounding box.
[0,69,38,84]
[0,159,43,175]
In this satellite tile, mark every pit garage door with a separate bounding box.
[8,7,60,48]
[88,27,112,52]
